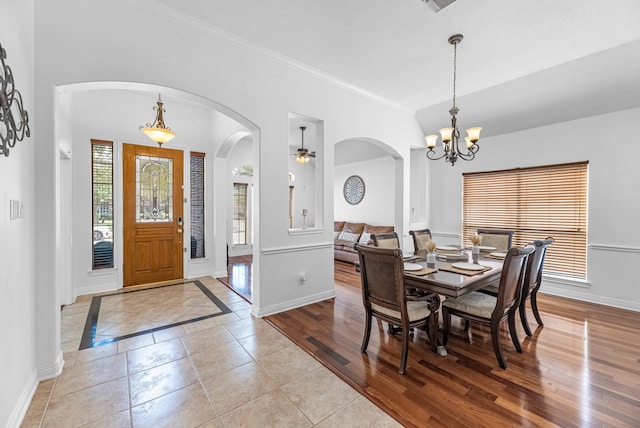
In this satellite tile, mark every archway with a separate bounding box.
[334,137,404,239]
[54,81,261,307]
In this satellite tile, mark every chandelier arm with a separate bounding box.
[426,149,449,161]
[457,152,476,161]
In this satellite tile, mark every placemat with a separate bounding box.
[484,254,505,260]
[439,264,492,276]
[406,267,437,276]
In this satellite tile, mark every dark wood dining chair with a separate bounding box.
[442,245,534,369]
[371,232,400,249]
[519,237,554,336]
[409,229,432,254]
[480,238,554,337]
[354,243,440,374]
[477,228,514,252]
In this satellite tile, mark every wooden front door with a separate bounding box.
[123,143,184,286]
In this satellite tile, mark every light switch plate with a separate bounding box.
[9,200,23,220]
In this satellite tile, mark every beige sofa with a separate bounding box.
[334,221,394,263]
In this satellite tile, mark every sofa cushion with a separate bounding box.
[335,240,358,252]
[364,224,394,235]
[334,221,345,232]
[342,222,365,235]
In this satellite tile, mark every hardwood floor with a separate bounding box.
[266,261,640,428]
[218,255,253,302]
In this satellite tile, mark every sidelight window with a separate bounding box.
[91,139,114,269]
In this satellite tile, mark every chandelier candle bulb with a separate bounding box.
[425,135,438,149]
[439,127,453,142]
[466,127,482,143]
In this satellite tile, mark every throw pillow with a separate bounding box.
[358,232,371,244]
[333,231,340,240]
[338,230,360,243]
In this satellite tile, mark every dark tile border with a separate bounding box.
[79,280,232,350]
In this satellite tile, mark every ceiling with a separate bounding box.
[151,0,640,142]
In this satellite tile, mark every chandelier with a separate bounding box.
[140,94,175,147]
[425,34,481,166]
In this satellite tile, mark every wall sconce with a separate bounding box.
[0,43,31,157]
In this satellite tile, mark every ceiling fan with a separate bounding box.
[293,126,316,164]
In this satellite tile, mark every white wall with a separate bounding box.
[335,156,397,227]
[428,107,640,311]
[0,0,38,426]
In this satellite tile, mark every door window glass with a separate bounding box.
[136,155,173,222]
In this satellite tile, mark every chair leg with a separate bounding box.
[519,297,533,337]
[463,319,474,343]
[508,312,523,353]
[491,322,507,369]
[399,325,409,374]
[531,291,544,327]
[442,308,451,346]
[388,322,398,335]
[361,312,372,352]
[427,312,438,353]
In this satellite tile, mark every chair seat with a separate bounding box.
[442,292,496,319]
[372,301,431,321]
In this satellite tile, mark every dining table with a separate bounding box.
[402,249,505,356]
[403,250,504,298]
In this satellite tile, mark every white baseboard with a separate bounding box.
[213,270,229,278]
[252,289,336,317]
[37,350,64,380]
[75,282,119,298]
[186,268,214,279]
[6,370,39,428]
[541,286,640,312]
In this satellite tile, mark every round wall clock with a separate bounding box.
[343,175,365,205]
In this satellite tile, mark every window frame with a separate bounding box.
[190,151,206,259]
[232,182,248,246]
[91,139,114,270]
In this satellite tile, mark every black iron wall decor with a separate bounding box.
[0,43,30,157]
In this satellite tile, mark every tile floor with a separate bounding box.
[22,277,400,427]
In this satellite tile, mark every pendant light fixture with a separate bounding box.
[140,94,175,147]
[425,34,481,166]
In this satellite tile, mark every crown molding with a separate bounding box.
[118,0,415,114]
